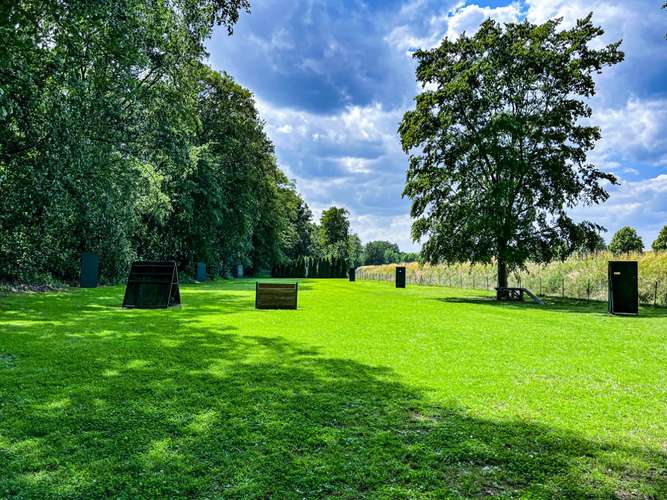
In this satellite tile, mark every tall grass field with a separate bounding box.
[358,251,667,305]
[1,279,666,497]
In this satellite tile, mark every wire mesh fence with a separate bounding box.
[357,265,667,307]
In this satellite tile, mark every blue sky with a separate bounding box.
[207,0,667,251]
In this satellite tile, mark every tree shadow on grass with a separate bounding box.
[1,318,665,497]
[434,294,667,318]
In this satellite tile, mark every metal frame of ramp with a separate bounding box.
[521,288,544,305]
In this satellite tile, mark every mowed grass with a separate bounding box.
[1,279,666,498]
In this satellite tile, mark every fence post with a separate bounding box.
[587,280,590,301]
[472,275,475,289]
[562,278,565,298]
[539,277,542,296]
[655,281,659,307]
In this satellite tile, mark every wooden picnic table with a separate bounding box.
[495,287,544,305]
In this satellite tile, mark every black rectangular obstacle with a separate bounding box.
[80,252,99,288]
[349,267,356,282]
[122,261,181,309]
[396,266,406,288]
[196,262,207,282]
[608,261,638,315]
[255,282,298,310]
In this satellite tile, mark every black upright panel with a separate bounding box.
[608,261,638,315]
[80,252,99,288]
[348,267,356,282]
[196,262,207,282]
[122,261,181,309]
[396,266,406,288]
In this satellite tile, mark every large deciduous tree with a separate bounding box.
[609,226,644,254]
[319,207,351,261]
[399,15,624,289]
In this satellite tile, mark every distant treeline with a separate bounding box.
[272,257,349,279]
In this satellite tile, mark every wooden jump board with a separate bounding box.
[255,282,298,310]
[122,261,181,309]
[495,287,544,305]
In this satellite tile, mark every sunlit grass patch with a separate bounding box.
[0,279,665,497]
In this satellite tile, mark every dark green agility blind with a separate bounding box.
[196,262,207,282]
[348,267,356,282]
[80,252,99,288]
[396,266,406,288]
[122,261,181,309]
[608,261,638,315]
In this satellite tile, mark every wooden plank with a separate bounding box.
[255,282,298,309]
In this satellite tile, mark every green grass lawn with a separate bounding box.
[1,279,666,498]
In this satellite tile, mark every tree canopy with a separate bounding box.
[0,0,322,283]
[651,225,667,252]
[609,227,644,255]
[363,241,400,265]
[399,15,624,289]
[319,207,351,261]
[361,241,419,265]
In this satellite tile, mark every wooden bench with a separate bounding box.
[255,282,298,310]
[495,287,544,305]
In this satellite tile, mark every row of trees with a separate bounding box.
[1,0,361,284]
[607,226,667,254]
[272,257,349,279]
[362,241,419,266]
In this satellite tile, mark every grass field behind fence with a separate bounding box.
[358,251,667,305]
[1,279,666,497]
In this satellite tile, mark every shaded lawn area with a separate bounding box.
[0,279,666,498]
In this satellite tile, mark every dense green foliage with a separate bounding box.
[609,226,644,254]
[652,225,667,252]
[0,0,320,283]
[346,234,364,267]
[1,280,666,496]
[362,240,419,265]
[399,15,624,289]
[363,240,400,265]
[319,207,351,261]
[576,231,607,254]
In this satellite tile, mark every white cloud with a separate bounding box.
[592,97,667,169]
[583,96,667,181]
[573,175,667,245]
[443,2,522,39]
[385,1,521,52]
[350,213,418,252]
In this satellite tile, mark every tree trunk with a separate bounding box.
[497,258,508,290]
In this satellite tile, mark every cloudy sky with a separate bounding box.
[207,0,667,251]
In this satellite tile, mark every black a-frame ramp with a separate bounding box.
[122,261,181,309]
